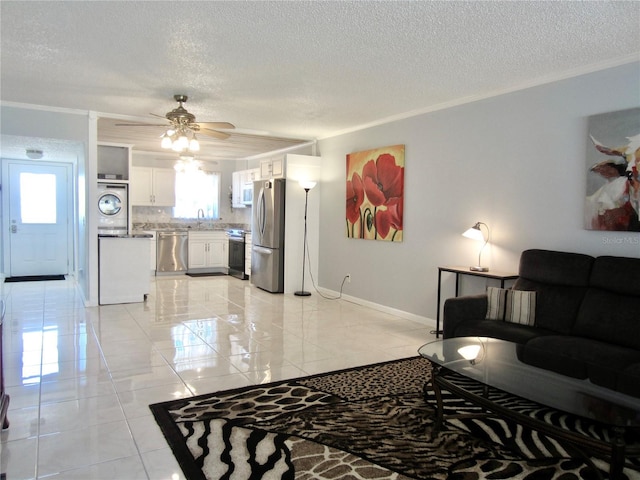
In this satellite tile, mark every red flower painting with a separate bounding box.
[346,145,404,241]
[346,172,364,224]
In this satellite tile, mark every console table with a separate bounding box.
[435,266,518,338]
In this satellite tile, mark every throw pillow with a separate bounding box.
[486,286,508,320]
[505,289,536,325]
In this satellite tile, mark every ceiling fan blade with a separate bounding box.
[199,128,231,140]
[196,122,235,130]
[150,113,170,120]
[115,123,169,127]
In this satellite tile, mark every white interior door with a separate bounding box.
[6,161,70,276]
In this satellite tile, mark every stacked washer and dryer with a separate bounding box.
[97,182,151,305]
[97,183,128,236]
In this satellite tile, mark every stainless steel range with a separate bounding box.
[226,229,247,280]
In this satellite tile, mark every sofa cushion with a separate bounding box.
[589,255,640,296]
[453,319,553,344]
[521,336,640,393]
[443,295,488,339]
[512,250,594,334]
[517,249,594,287]
[619,363,640,398]
[505,289,536,326]
[573,288,640,350]
[511,279,587,334]
[485,287,537,326]
[486,287,508,320]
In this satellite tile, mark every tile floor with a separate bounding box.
[0,275,434,479]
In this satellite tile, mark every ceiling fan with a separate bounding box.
[115,94,235,143]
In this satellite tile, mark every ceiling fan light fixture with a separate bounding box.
[189,136,200,152]
[160,134,173,149]
[178,134,189,148]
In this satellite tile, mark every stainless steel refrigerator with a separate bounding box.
[251,178,286,293]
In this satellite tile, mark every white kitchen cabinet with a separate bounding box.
[130,166,176,206]
[188,231,226,271]
[99,237,150,305]
[232,168,261,208]
[224,239,230,269]
[231,171,245,208]
[245,168,260,183]
[259,156,285,179]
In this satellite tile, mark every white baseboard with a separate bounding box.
[316,287,436,328]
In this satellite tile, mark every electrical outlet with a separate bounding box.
[346,274,351,283]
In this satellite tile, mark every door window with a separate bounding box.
[20,172,57,223]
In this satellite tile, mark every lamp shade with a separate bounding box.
[299,180,317,190]
[462,223,486,242]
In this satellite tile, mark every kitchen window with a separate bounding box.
[173,169,221,219]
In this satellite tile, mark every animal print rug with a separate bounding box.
[150,356,640,479]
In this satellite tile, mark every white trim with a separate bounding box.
[0,101,89,116]
[320,55,640,140]
[242,140,317,161]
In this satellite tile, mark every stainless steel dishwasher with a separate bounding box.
[156,231,188,273]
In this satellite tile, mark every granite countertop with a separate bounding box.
[133,222,250,232]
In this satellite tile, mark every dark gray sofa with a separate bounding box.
[443,249,640,398]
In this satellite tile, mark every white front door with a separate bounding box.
[5,161,71,276]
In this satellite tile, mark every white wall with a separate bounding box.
[316,62,640,322]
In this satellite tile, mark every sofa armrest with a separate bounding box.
[443,294,487,339]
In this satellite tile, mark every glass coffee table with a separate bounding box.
[418,337,640,479]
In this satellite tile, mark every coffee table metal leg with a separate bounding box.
[424,364,445,438]
[609,426,626,480]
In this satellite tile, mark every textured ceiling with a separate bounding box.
[1,1,639,161]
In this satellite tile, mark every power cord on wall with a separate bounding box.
[302,232,349,300]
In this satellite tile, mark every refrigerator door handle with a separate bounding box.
[252,246,273,255]
[257,187,266,237]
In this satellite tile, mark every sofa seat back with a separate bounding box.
[513,249,594,334]
[572,256,640,350]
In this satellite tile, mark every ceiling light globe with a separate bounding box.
[177,135,189,149]
[189,138,200,152]
[161,136,173,149]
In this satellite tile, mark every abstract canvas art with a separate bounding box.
[346,144,404,241]
[585,108,640,231]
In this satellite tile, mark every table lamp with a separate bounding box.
[462,222,489,272]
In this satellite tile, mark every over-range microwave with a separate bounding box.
[241,181,253,205]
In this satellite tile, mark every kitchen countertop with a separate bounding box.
[133,222,250,232]
[99,233,153,238]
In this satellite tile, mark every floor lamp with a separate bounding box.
[294,180,317,297]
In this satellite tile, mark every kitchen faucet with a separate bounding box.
[197,208,205,229]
